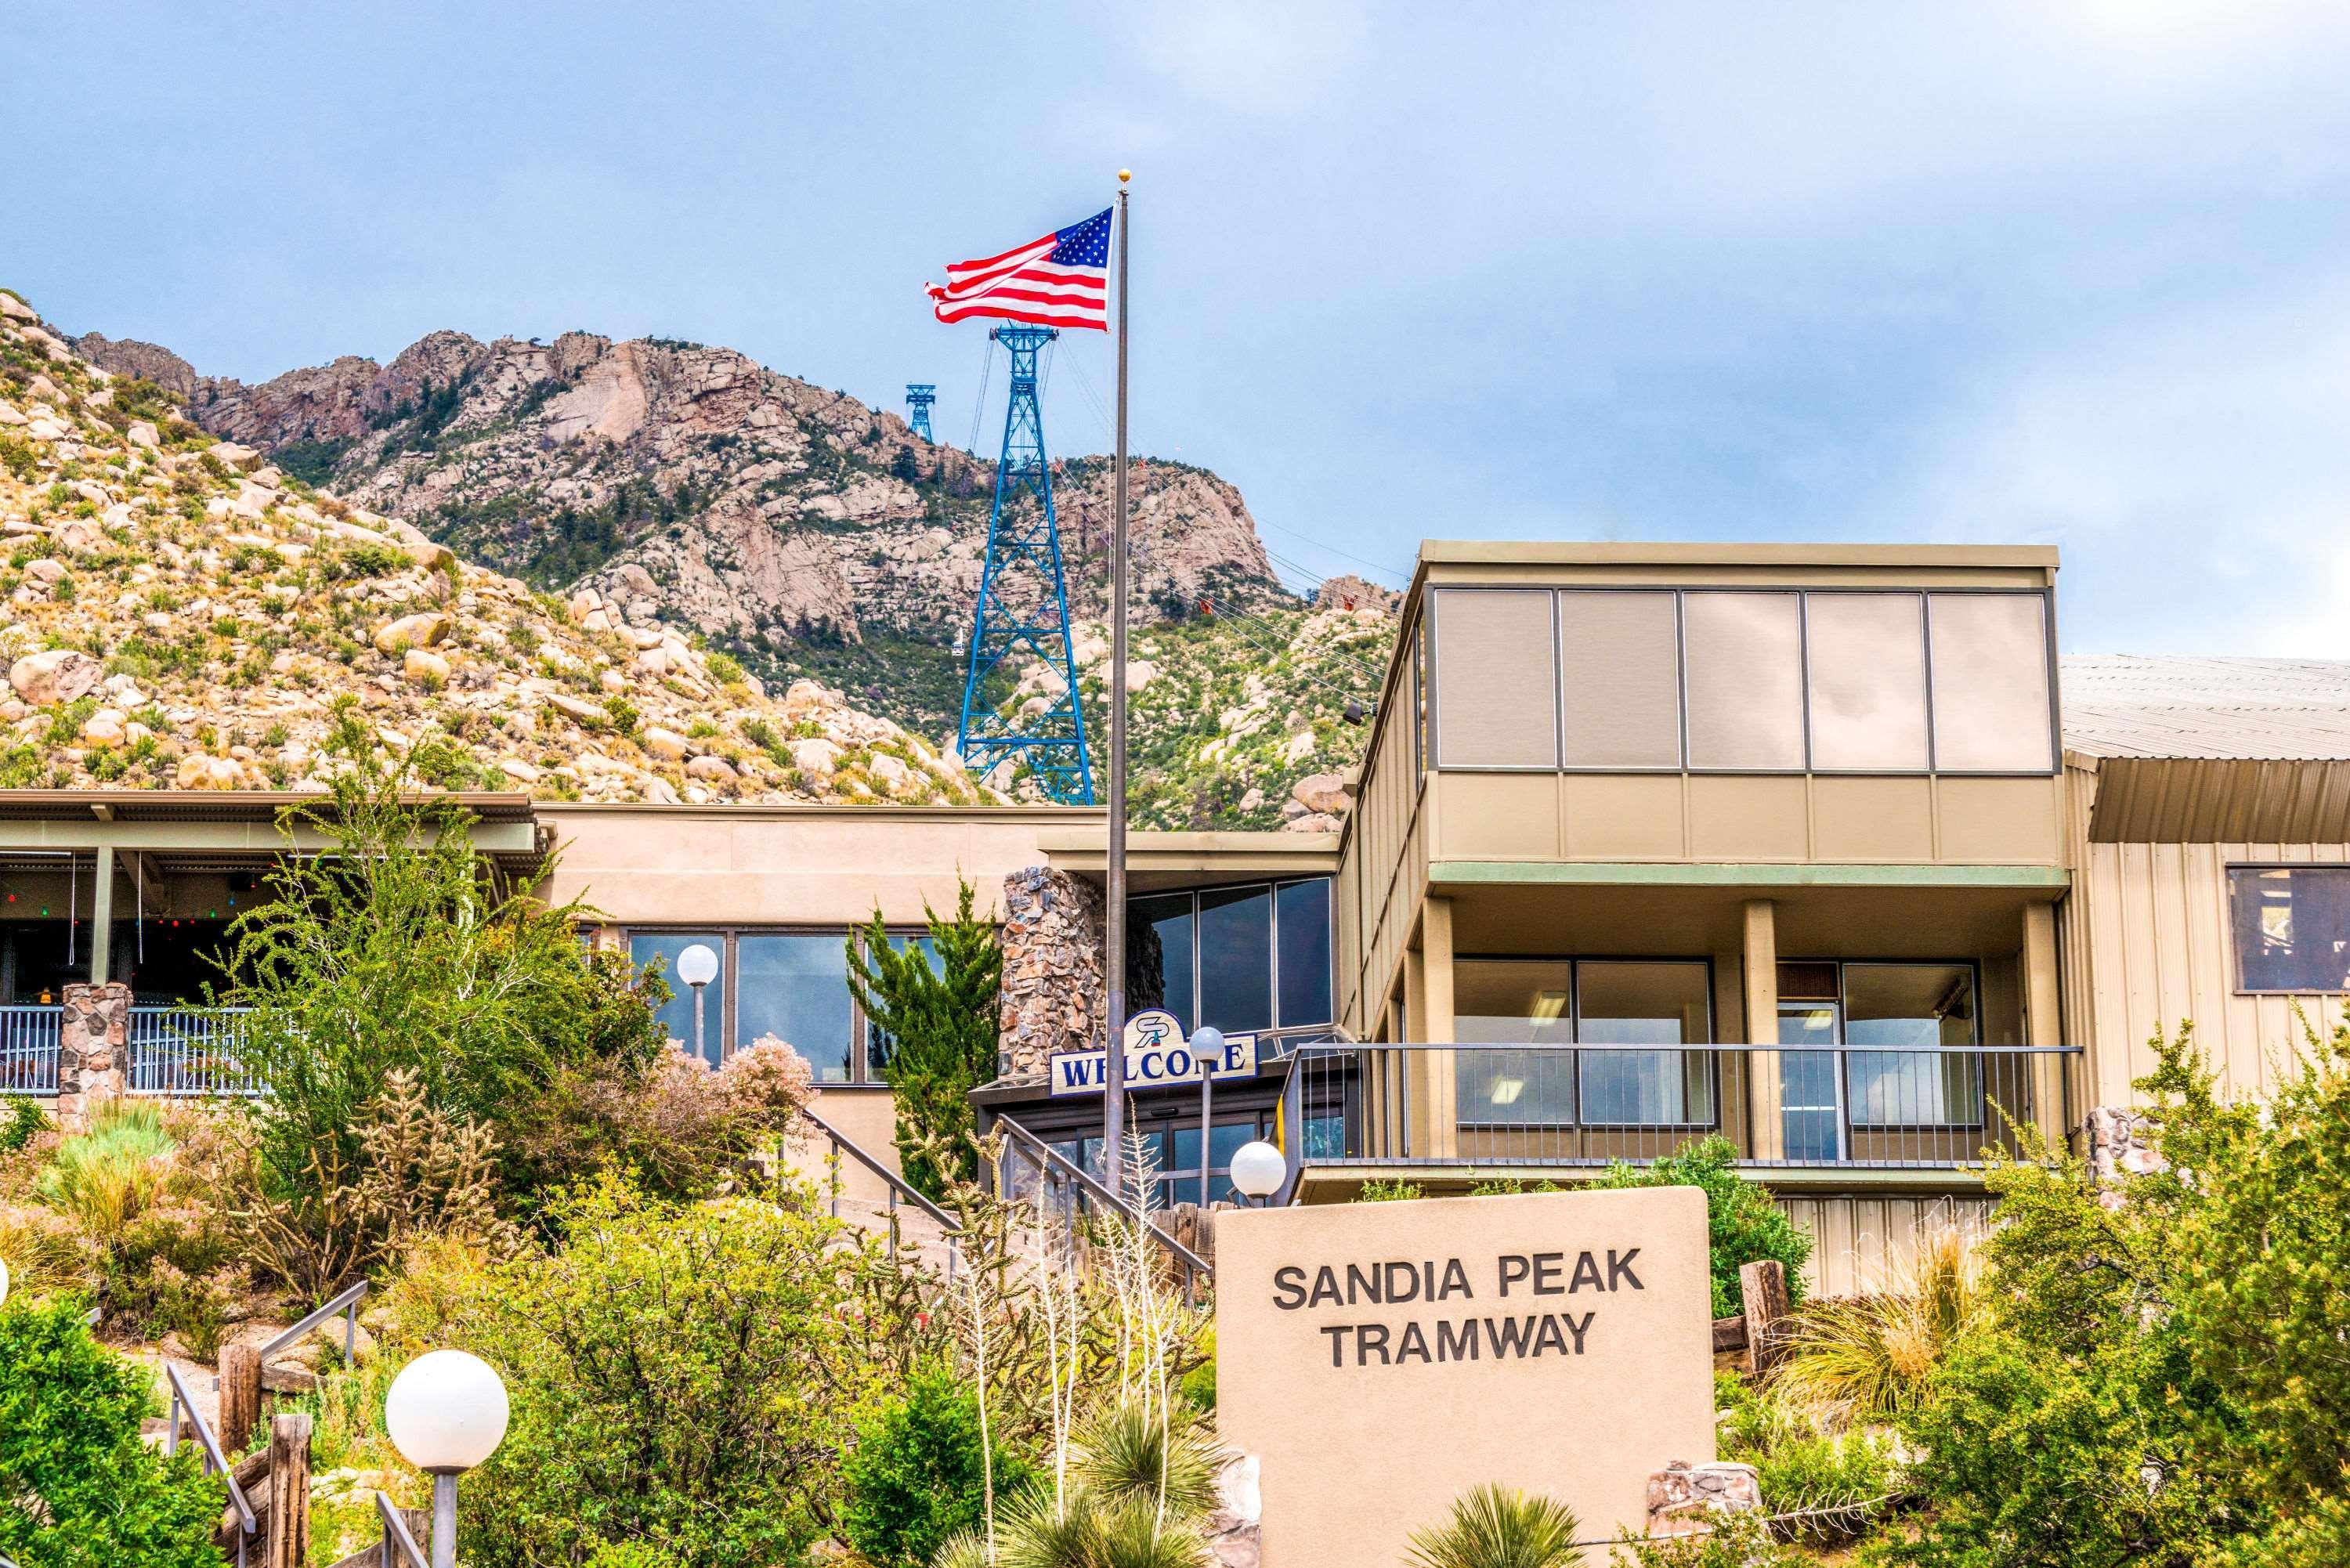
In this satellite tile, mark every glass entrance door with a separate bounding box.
[1776,966,1846,1161]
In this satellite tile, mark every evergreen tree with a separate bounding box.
[844,880,1003,1200]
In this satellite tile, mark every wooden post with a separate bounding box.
[219,1342,264,1456]
[1740,1259,1792,1377]
[266,1411,312,1568]
[2023,902,2066,1151]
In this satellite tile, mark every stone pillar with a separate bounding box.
[2086,1105,2162,1209]
[55,980,132,1133]
[998,867,1106,1077]
[1646,1459,1762,1537]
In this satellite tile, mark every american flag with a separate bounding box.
[927,208,1112,332]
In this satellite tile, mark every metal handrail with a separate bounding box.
[165,1360,256,1558]
[992,1112,1213,1278]
[799,1107,962,1234]
[1289,1040,2086,1054]
[259,1279,369,1364]
[377,1491,429,1568]
[798,1107,963,1276]
[1278,1039,2087,1178]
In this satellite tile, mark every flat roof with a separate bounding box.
[0,789,538,823]
[1416,540,2062,569]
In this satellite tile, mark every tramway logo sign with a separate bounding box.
[1047,1010,1259,1097]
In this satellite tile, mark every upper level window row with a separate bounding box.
[1427,587,2056,775]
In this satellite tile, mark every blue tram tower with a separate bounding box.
[904,383,936,443]
[953,326,1093,803]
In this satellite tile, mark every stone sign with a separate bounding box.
[1217,1187,1714,1566]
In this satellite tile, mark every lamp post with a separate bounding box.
[1189,1027,1224,1209]
[677,942,719,1064]
[384,1349,510,1568]
[1230,1140,1286,1209]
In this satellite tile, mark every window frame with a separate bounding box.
[1420,583,2059,780]
[1126,877,1337,1038]
[1781,957,1987,1133]
[1427,586,1564,772]
[1452,954,1719,1132]
[623,923,909,1085]
[2225,863,2350,995]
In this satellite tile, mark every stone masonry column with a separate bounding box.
[56,981,133,1133]
[998,867,1106,1077]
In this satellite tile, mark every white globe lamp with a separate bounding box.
[1230,1139,1287,1205]
[1188,1028,1227,1208]
[677,942,720,1064]
[385,1349,510,1568]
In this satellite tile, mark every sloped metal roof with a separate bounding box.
[2062,656,2350,761]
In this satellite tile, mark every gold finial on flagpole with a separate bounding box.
[1118,168,1132,183]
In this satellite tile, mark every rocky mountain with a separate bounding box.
[1,287,1000,807]
[74,327,1296,744]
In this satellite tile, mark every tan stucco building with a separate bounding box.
[8,541,2350,1294]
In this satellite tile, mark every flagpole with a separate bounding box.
[1103,170,1132,1202]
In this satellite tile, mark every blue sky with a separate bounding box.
[9,2,2350,653]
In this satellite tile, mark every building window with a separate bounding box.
[2230,866,2350,992]
[1805,593,1930,771]
[1776,961,1982,1140]
[1683,592,1806,771]
[1048,1105,1282,1209]
[627,927,877,1082]
[1454,958,1713,1128]
[629,931,728,1064]
[1431,589,1558,768]
[736,934,857,1083]
[1925,593,2053,772]
[1558,591,1681,768]
[1126,879,1334,1038]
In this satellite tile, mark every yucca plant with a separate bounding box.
[1405,1483,1584,1568]
[988,1480,1213,1568]
[31,1100,176,1245]
[1771,1221,1983,1421]
[1072,1401,1220,1518]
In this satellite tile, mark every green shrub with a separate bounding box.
[840,1367,1034,1567]
[32,1101,175,1245]
[319,540,410,580]
[0,1295,226,1566]
[0,1093,49,1152]
[429,1180,875,1568]
[1608,1511,1806,1568]
[212,717,667,1274]
[1594,1137,1810,1318]
[1356,1180,1425,1202]
[1885,1024,2350,1566]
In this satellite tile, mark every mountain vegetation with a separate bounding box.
[60,308,1401,824]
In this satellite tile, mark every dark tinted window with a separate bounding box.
[2232,867,2350,992]
[1276,879,1332,1027]
[1198,886,1272,1034]
[1128,893,1195,1032]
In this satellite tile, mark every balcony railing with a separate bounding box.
[1275,1039,2081,1173]
[0,1006,61,1095]
[129,1008,258,1097]
[0,1006,258,1100]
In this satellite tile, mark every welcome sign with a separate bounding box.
[1046,1009,1259,1097]
[1217,1187,1715,1566]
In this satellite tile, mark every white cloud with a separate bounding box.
[1882,275,2350,652]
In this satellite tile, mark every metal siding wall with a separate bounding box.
[1779,1194,1997,1299]
[2078,835,2350,1105]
